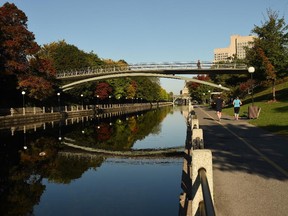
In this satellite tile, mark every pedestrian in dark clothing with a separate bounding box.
[215,95,224,121]
[197,60,201,69]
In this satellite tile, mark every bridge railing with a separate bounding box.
[56,61,247,79]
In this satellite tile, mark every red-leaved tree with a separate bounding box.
[95,82,113,100]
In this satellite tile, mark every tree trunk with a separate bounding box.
[272,79,276,101]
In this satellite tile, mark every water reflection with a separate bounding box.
[0,106,189,216]
[62,106,185,153]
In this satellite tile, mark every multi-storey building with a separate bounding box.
[214,35,255,62]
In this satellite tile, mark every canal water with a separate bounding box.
[0,105,190,216]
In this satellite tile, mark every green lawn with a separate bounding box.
[223,81,288,136]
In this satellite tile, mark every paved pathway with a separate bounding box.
[194,105,288,216]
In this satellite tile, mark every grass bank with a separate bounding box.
[223,81,288,136]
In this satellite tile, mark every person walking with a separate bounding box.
[215,95,224,121]
[233,96,242,120]
[197,60,201,69]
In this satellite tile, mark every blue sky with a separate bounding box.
[3,0,288,94]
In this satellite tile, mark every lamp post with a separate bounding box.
[109,95,112,107]
[81,94,84,110]
[57,92,61,112]
[96,95,99,112]
[21,91,25,115]
[96,95,99,104]
[248,67,255,106]
[202,93,206,104]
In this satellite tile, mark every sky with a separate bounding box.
[2,0,288,94]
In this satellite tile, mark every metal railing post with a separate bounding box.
[199,168,216,216]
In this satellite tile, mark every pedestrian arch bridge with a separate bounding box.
[56,61,249,91]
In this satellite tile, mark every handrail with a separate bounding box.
[56,61,248,79]
[199,168,216,216]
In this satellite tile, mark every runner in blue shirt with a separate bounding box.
[233,96,242,120]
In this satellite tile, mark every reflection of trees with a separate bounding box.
[0,106,174,215]
[63,106,172,151]
[46,154,104,184]
[2,174,44,216]
[0,137,58,216]
[0,135,104,216]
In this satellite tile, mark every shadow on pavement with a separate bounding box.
[197,107,288,181]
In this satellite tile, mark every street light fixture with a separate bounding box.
[21,91,25,115]
[248,67,255,106]
[57,92,61,112]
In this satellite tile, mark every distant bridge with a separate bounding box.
[56,61,249,91]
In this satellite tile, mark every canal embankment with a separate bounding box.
[0,102,173,130]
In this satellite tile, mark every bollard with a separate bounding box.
[191,150,214,216]
[10,108,14,116]
[191,118,199,129]
[192,128,204,149]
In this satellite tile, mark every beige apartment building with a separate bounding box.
[214,35,255,62]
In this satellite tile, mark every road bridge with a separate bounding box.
[56,61,249,91]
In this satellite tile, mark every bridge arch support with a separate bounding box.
[60,73,230,91]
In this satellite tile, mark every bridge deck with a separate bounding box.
[56,62,248,80]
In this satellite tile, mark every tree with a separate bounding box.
[107,78,127,100]
[0,3,58,104]
[40,40,92,71]
[0,3,39,76]
[126,80,137,99]
[245,9,288,100]
[95,82,112,100]
[187,75,212,103]
[18,56,56,100]
[257,47,277,101]
[38,40,106,103]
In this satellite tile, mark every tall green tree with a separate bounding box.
[246,9,288,81]
[39,40,103,71]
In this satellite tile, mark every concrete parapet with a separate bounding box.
[191,150,214,216]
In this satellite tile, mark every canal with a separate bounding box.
[0,105,189,216]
